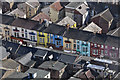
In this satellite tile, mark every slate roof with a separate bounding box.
[2,41,38,58]
[33,49,48,58]
[58,54,78,64]
[114,72,120,80]
[5,71,28,79]
[0,59,19,70]
[45,51,61,61]
[25,68,50,78]
[50,1,63,11]
[16,52,34,66]
[64,28,120,47]
[88,33,107,45]
[2,41,19,54]
[11,18,39,30]
[0,46,10,60]
[92,8,113,22]
[65,2,84,9]
[76,3,89,15]
[83,22,102,33]
[7,8,26,18]
[0,14,15,25]
[33,21,48,32]
[39,61,66,71]
[43,23,66,36]
[17,3,26,13]
[104,35,120,48]
[57,16,76,27]
[107,27,120,37]
[66,2,88,15]
[64,28,94,42]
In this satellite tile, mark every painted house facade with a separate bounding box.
[44,24,66,50]
[37,32,50,47]
[90,43,104,58]
[65,2,89,27]
[11,26,37,46]
[0,14,15,41]
[63,37,75,53]
[76,40,90,56]
[11,18,39,47]
[63,28,93,56]
[49,34,63,50]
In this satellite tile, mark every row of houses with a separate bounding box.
[0,13,120,61]
[1,40,120,79]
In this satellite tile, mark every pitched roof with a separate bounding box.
[0,59,19,70]
[32,12,50,21]
[46,51,61,61]
[76,3,89,15]
[39,61,66,71]
[104,35,120,47]
[5,71,28,79]
[66,2,88,15]
[2,41,38,58]
[33,49,48,58]
[57,16,76,27]
[17,3,26,13]
[16,52,33,66]
[83,22,102,33]
[11,18,39,30]
[26,0,40,8]
[0,46,10,60]
[88,33,107,45]
[7,8,26,18]
[85,69,99,78]
[92,8,113,22]
[0,14,15,25]
[107,27,120,37]
[0,69,7,79]
[114,72,120,80]
[25,68,50,78]
[44,23,66,35]
[50,1,63,11]
[64,28,94,42]
[65,2,84,9]
[58,54,78,64]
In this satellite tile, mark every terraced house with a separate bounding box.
[35,20,50,47]
[43,24,67,50]
[11,17,39,47]
[63,28,92,56]
[0,14,15,41]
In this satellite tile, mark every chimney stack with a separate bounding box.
[39,18,44,24]
[66,24,70,30]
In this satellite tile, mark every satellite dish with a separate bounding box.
[49,46,53,49]
[33,73,37,78]
[49,54,53,60]
[29,44,32,47]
